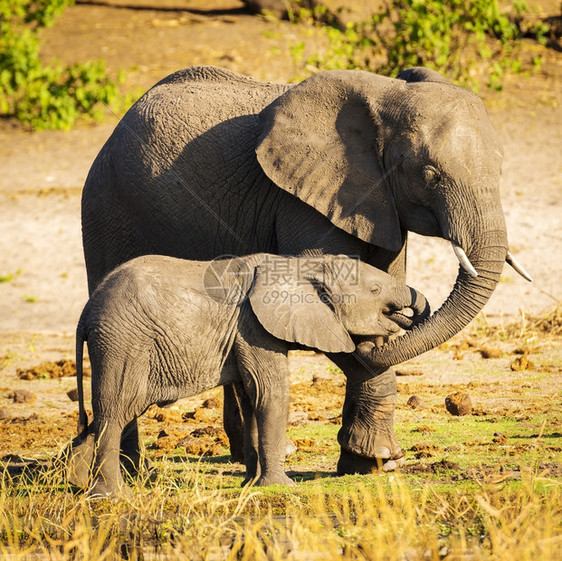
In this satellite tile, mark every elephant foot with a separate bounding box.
[337,447,405,475]
[337,423,405,475]
[242,467,295,487]
[337,387,405,475]
[255,472,295,487]
[64,433,95,488]
[88,479,133,500]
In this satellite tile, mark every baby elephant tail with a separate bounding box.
[75,320,88,436]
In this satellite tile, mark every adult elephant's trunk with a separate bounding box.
[362,227,508,367]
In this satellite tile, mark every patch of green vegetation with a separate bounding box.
[22,294,39,303]
[6,453,560,560]
[0,350,20,372]
[0,0,129,130]
[0,270,21,283]
[288,0,554,91]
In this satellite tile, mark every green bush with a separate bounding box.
[290,0,546,90]
[0,0,122,130]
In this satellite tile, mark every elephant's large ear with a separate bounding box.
[256,70,402,252]
[249,256,355,353]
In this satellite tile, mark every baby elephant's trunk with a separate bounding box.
[385,286,430,331]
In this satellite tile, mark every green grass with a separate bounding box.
[1,308,560,558]
[1,455,560,560]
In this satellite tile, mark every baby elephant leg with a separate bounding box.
[240,387,260,485]
[236,333,294,487]
[90,418,132,498]
[65,431,95,488]
[253,385,294,487]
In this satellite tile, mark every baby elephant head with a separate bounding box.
[249,255,430,353]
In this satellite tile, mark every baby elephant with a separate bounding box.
[68,253,429,497]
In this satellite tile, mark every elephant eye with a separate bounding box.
[370,284,381,296]
[423,166,441,188]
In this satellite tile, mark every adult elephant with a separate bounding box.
[81,66,530,475]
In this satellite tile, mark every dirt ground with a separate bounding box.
[0,0,560,467]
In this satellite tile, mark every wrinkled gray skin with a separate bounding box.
[68,253,429,497]
[81,66,530,476]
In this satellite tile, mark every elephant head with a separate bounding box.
[256,67,531,366]
[248,254,430,352]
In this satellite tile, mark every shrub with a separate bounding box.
[0,0,122,130]
[290,0,547,90]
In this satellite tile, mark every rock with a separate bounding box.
[16,359,87,380]
[407,395,426,409]
[413,425,434,434]
[201,397,220,409]
[177,436,222,456]
[410,442,442,458]
[479,346,503,359]
[154,409,183,424]
[0,407,11,420]
[510,355,535,371]
[12,389,36,404]
[445,391,472,416]
[153,435,180,451]
[493,432,508,445]
[67,388,79,402]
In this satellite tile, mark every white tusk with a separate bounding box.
[506,250,533,282]
[452,242,478,278]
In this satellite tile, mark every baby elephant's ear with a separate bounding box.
[249,256,355,353]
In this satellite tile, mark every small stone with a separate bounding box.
[410,442,442,458]
[153,435,180,451]
[191,407,220,424]
[407,395,426,409]
[67,388,79,402]
[413,425,434,434]
[154,409,183,424]
[510,355,535,371]
[445,392,472,416]
[0,407,11,420]
[177,436,222,456]
[12,389,36,404]
[479,346,502,359]
[493,432,508,445]
[201,397,220,409]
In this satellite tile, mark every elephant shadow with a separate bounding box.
[164,454,336,484]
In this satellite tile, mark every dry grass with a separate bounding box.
[469,305,562,342]
[1,456,560,560]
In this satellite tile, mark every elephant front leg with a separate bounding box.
[235,329,294,487]
[329,355,405,474]
[253,390,295,488]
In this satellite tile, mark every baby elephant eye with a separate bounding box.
[370,284,381,295]
[423,166,441,187]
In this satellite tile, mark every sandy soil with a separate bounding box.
[0,0,560,460]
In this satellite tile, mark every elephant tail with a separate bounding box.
[75,319,88,436]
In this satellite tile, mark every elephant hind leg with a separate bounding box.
[65,430,96,489]
[89,417,132,499]
[119,418,151,478]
